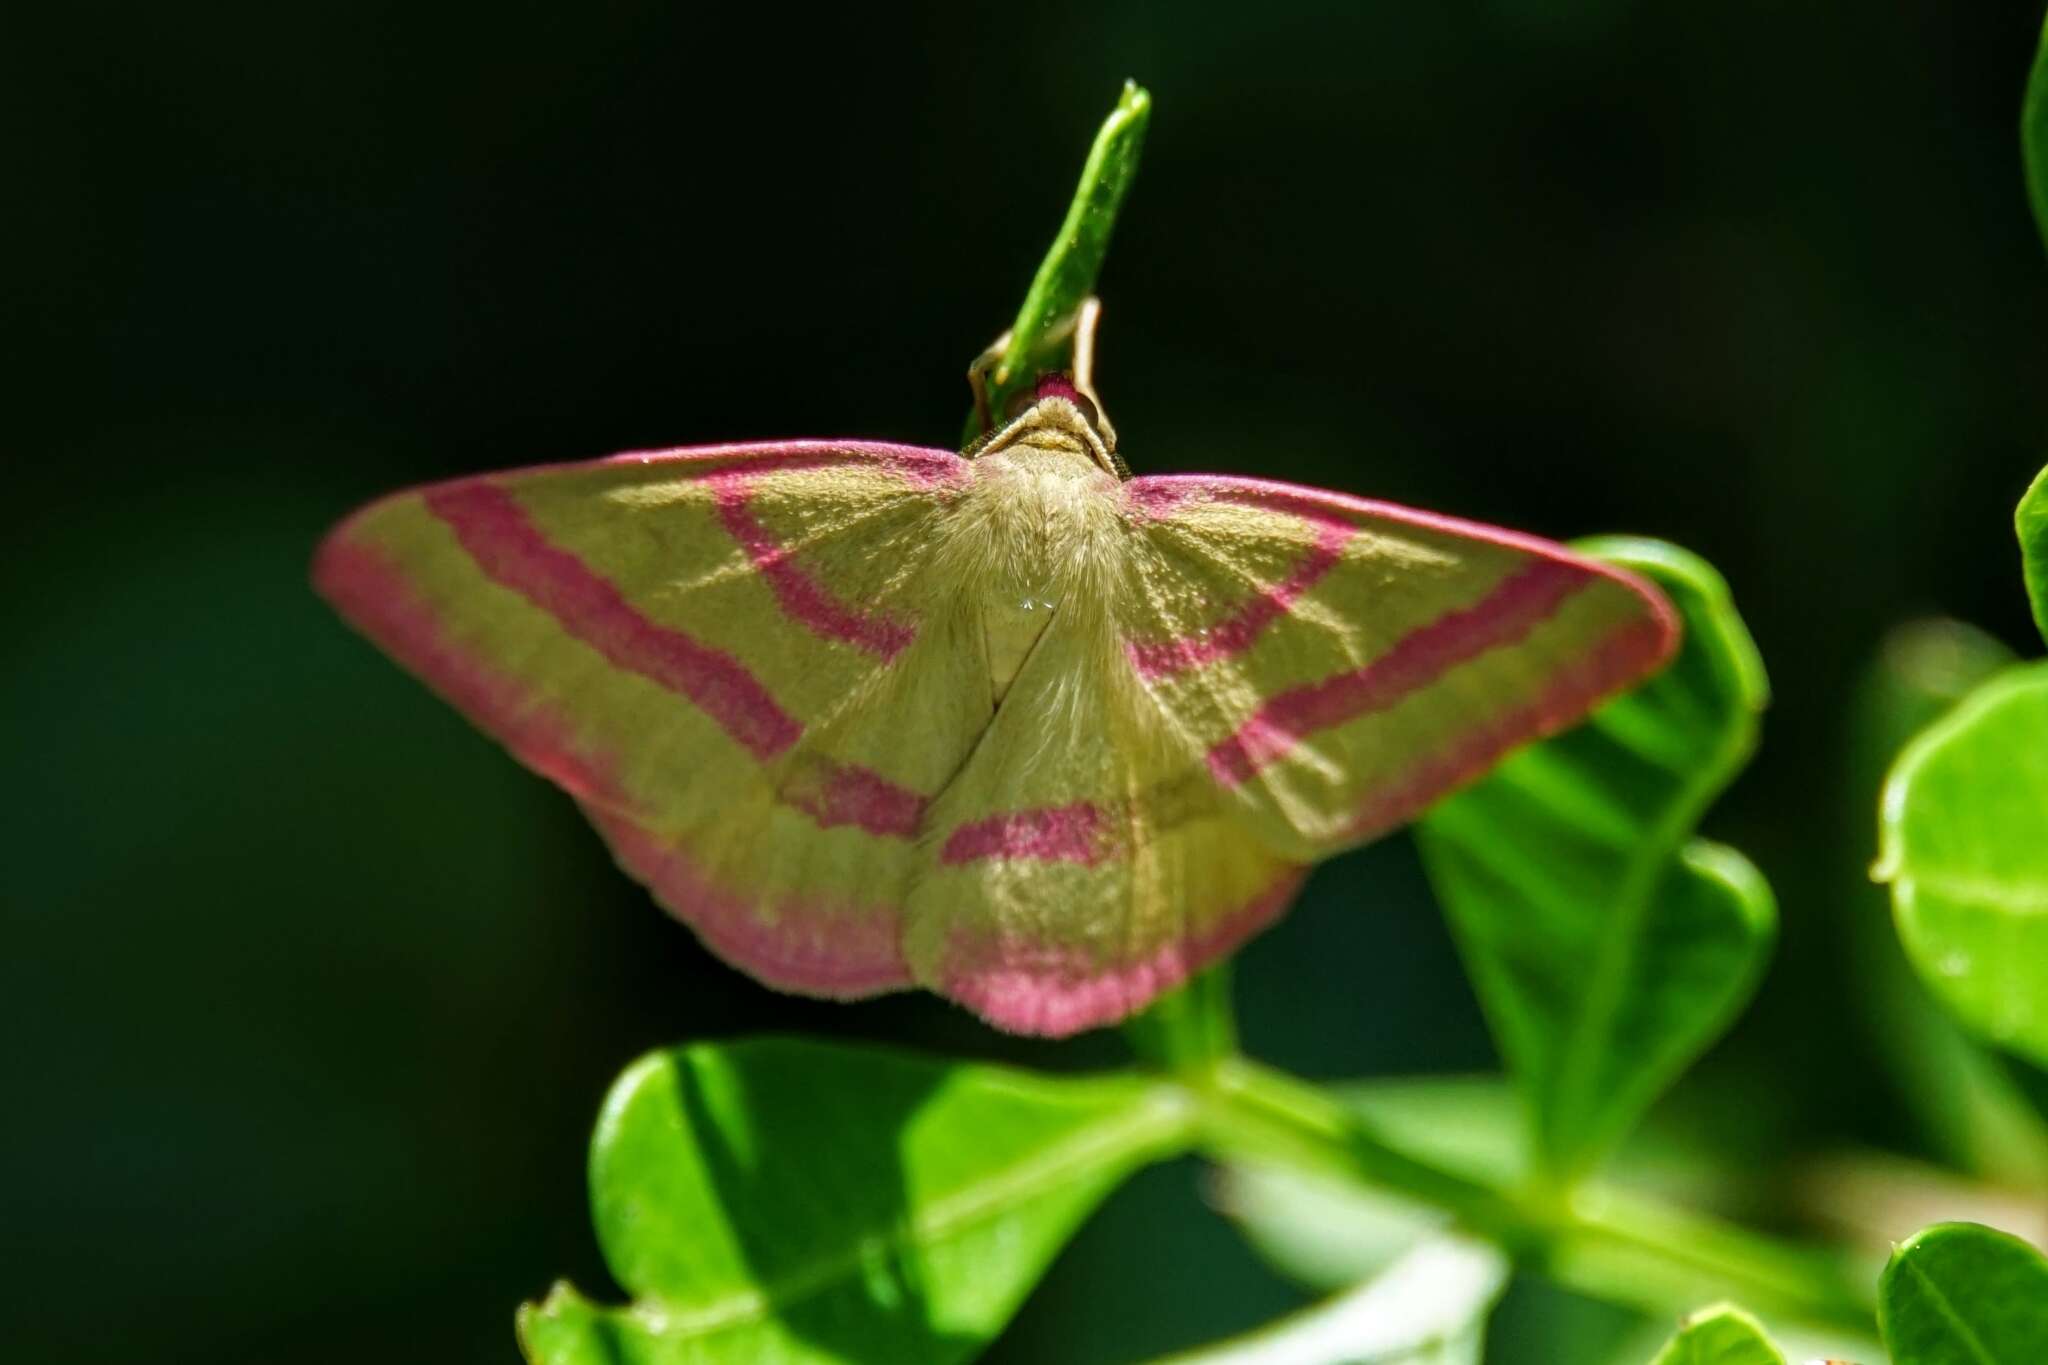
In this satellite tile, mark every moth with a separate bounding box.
[315,301,1678,1036]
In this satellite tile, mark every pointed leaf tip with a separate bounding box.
[1646,1303,1788,1364]
[1879,1222,2048,1364]
[1880,663,2048,1068]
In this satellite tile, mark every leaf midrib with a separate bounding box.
[1900,1251,2003,1365]
[1543,678,1754,1172]
[616,1087,1190,1338]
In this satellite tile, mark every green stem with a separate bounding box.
[966,81,1150,440]
[1124,963,1239,1074]
[1192,1058,1877,1334]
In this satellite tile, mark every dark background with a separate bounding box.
[9,2,2047,1360]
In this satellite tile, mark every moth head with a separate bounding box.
[979,372,1125,478]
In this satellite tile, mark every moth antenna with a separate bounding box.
[1070,296,1126,475]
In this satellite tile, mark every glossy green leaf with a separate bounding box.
[518,1039,1191,1364]
[1146,1236,1508,1365]
[1417,539,1775,1180]
[1644,1304,1786,1365]
[2018,466,2048,648]
[1878,1222,2048,1364]
[1878,663,2048,1068]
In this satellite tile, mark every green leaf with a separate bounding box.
[1851,622,2048,1184]
[1879,1222,2048,1364]
[1644,1304,1786,1365]
[1877,662,2048,1068]
[1144,1236,1509,1365]
[518,1039,1191,1364]
[1416,538,1775,1180]
[967,80,1151,438]
[2018,467,2048,648]
[2023,14,2048,261]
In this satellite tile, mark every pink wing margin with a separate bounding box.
[1121,474,1683,859]
[312,440,969,999]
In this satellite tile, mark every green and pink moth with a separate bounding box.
[315,305,1677,1036]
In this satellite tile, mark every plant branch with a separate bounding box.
[966,81,1150,440]
[1190,1057,1877,1334]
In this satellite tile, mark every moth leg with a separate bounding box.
[966,327,1013,435]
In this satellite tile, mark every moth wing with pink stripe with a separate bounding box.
[906,592,1309,1036]
[314,442,989,997]
[1119,475,1680,862]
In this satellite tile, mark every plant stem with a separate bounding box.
[966,81,1150,440]
[1192,1057,1878,1335]
[1124,964,1238,1074]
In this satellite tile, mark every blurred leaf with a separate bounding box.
[1215,1078,1524,1292]
[1216,1076,1746,1297]
[518,1039,1191,1364]
[2025,16,2048,265]
[1860,620,2022,769]
[1848,621,2048,1183]
[1877,664,2048,1069]
[1417,539,1775,1180]
[1994,1050,2048,1131]
[1643,1304,1785,1364]
[1878,1222,2048,1364]
[2018,467,2048,648]
[1610,1314,1882,1365]
[1145,1236,1509,1365]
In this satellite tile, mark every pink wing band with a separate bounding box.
[314,533,623,807]
[1206,557,1593,787]
[1127,516,1354,680]
[1340,612,1668,843]
[590,810,910,997]
[940,866,1309,1036]
[940,802,1108,867]
[778,759,927,839]
[426,481,805,762]
[415,480,936,838]
[706,470,917,661]
[313,532,914,996]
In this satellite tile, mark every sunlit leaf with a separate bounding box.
[1852,621,2048,1182]
[518,1039,1191,1364]
[1144,1236,1508,1365]
[2017,466,2048,647]
[1878,1222,2048,1364]
[1417,539,1774,1179]
[1643,1304,1785,1365]
[1878,663,2048,1069]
